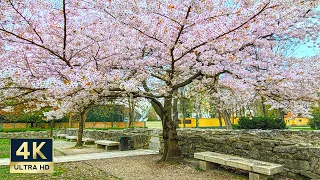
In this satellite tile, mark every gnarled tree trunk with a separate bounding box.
[161,97,181,161]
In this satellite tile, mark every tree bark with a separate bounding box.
[180,89,186,128]
[49,119,54,138]
[173,91,179,126]
[279,108,285,123]
[195,98,200,128]
[223,110,232,130]
[161,97,181,161]
[69,113,73,128]
[218,111,223,128]
[128,93,135,127]
[75,110,86,147]
[261,96,267,117]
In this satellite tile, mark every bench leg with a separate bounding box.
[97,144,106,149]
[249,172,270,180]
[84,141,95,145]
[106,145,119,151]
[199,161,217,171]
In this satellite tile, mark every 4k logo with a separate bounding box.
[10,138,53,173]
[16,142,47,159]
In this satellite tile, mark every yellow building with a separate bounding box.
[285,117,309,126]
[178,118,239,128]
[178,117,309,128]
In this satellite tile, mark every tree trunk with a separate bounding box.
[161,97,181,161]
[173,91,178,126]
[218,111,223,128]
[50,119,54,138]
[195,98,200,128]
[128,93,135,127]
[261,97,267,117]
[279,108,285,123]
[69,113,73,128]
[181,90,186,128]
[223,110,232,130]
[75,111,86,147]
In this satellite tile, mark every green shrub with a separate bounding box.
[309,112,320,129]
[88,127,125,130]
[147,117,160,121]
[238,116,286,129]
[232,124,241,129]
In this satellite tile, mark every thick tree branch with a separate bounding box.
[172,71,202,90]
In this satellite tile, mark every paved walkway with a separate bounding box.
[0,149,158,166]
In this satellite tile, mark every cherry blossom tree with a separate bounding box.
[1,0,319,161]
[0,0,133,146]
[100,0,319,160]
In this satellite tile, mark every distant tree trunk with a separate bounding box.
[261,97,267,117]
[173,90,179,127]
[161,96,181,161]
[182,98,186,128]
[279,108,285,123]
[218,111,223,128]
[181,90,186,128]
[69,113,73,128]
[128,93,135,127]
[75,110,86,147]
[223,110,232,130]
[49,119,54,138]
[231,108,235,124]
[195,98,200,128]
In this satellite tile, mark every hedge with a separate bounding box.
[238,116,286,129]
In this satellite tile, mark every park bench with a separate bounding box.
[194,151,283,180]
[65,136,77,142]
[57,134,68,139]
[95,140,120,151]
[82,138,95,145]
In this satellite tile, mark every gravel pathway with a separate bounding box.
[84,155,248,180]
[54,140,105,156]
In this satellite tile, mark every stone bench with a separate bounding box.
[65,136,78,142]
[82,138,95,145]
[95,140,120,151]
[57,134,68,139]
[194,151,283,180]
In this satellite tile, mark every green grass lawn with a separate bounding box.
[0,128,54,133]
[0,162,118,180]
[0,139,10,158]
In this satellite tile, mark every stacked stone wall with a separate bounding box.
[0,128,152,150]
[160,129,320,179]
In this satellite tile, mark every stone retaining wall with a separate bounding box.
[0,128,153,150]
[0,131,51,138]
[57,128,152,150]
[159,129,320,179]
